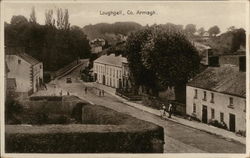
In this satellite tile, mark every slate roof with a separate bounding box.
[5,47,40,66]
[94,54,128,67]
[187,66,246,97]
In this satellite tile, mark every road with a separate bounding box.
[50,65,245,153]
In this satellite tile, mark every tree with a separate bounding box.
[208,25,220,36]
[10,15,28,26]
[231,28,246,52]
[184,24,196,35]
[45,9,55,26]
[56,8,70,30]
[125,25,200,97]
[29,7,37,23]
[227,26,236,32]
[197,27,205,36]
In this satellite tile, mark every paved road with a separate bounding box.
[51,66,245,153]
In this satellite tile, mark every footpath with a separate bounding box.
[86,82,246,145]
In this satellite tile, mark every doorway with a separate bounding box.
[229,113,236,132]
[202,105,208,123]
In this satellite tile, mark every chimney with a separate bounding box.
[239,56,246,72]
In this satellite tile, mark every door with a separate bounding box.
[102,75,105,85]
[202,105,208,123]
[229,113,236,132]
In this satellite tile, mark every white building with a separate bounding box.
[93,54,128,89]
[186,65,246,133]
[5,47,43,96]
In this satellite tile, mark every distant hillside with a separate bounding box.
[82,22,142,45]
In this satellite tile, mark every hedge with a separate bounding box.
[6,96,164,153]
[6,124,163,153]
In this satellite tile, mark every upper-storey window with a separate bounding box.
[194,89,198,99]
[210,93,214,103]
[229,97,233,106]
[203,91,207,101]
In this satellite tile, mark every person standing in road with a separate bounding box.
[99,90,101,97]
[162,104,166,115]
[168,103,173,118]
[102,90,104,96]
[85,87,87,94]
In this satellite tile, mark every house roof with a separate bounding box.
[7,78,16,89]
[187,66,246,97]
[94,54,128,67]
[5,47,40,66]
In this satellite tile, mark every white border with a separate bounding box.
[1,1,249,158]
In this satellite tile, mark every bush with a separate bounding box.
[43,72,51,83]
[236,130,246,137]
[5,97,23,124]
[30,96,62,101]
[208,119,228,130]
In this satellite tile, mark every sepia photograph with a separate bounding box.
[1,0,248,156]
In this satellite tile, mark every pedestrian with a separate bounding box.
[99,90,101,97]
[162,104,166,115]
[168,103,173,118]
[102,90,104,96]
[67,91,70,96]
[85,87,88,94]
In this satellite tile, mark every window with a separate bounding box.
[220,112,224,122]
[18,59,21,64]
[210,93,214,103]
[211,108,215,119]
[193,103,196,113]
[203,91,207,101]
[194,89,198,99]
[229,97,233,106]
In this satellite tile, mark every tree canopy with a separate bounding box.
[5,8,91,71]
[208,25,220,36]
[125,25,200,96]
[184,24,196,35]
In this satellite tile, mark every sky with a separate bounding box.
[2,1,247,33]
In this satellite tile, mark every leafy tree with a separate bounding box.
[125,25,200,97]
[197,27,205,36]
[5,11,91,71]
[29,6,37,23]
[10,15,28,26]
[227,26,236,32]
[231,28,245,52]
[208,25,220,36]
[184,24,196,35]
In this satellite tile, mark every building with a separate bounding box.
[93,54,128,89]
[90,38,105,54]
[5,47,43,96]
[186,65,246,133]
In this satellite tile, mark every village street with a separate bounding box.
[41,66,245,153]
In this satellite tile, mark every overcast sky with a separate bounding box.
[3,1,247,33]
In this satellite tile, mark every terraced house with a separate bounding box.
[5,47,43,96]
[93,54,129,89]
[186,64,246,133]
